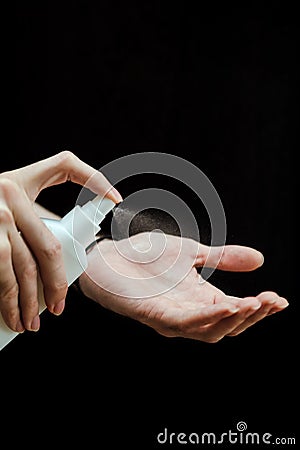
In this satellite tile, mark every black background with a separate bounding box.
[2,2,298,447]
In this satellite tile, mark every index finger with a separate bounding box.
[13,151,123,203]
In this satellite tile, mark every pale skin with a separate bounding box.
[0,152,288,341]
[79,233,288,343]
[0,151,122,333]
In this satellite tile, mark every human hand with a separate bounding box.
[0,151,122,333]
[79,232,288,343]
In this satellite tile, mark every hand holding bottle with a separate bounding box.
[0,151,122,333]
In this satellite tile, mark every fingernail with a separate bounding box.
[278,301,289,309]
[53,300,65,316]
[16,320,25,333]
[258,252,264,266]
[31,315,40,332]
[228,306,240,313]
[250,301,261,311]
[111,188,123,203]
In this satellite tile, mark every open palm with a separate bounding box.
[79,232,288,342]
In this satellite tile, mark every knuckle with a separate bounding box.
[4,309,19,327]
[55,279,68,293]
[0,283,19,304]
[42,239,62,260]
[22,297,38,312]
[0,178,19,201]
[21,260,38,281]
[46,278,68,297]
[0,242,11,262]
[56,150,77,167]
[0,207,14,225]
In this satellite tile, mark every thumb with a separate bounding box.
[194,243,264,272]
[10,151,123,203]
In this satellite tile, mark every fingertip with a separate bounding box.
[30,314,40,332]
[277,297,289,309]
[110,187,123,203]
[211,245,265,272]
[281,299,289,308]
[256,251,264,267]
[257,291,280,302]
[244,248,265,271]
[102,187,123,205]
[52,299,65,316]
[16,320,25,333]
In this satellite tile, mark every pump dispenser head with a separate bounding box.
[81,196,115,224]
[61,195,115,250]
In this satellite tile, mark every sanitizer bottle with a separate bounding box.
[0,195,115,351]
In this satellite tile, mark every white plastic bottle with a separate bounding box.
[0,195,115,351]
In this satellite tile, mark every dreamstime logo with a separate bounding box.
[156,421,296,446]
[237,421,247,431]
[74,152,227,298]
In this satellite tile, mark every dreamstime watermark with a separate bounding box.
[156,421,296,446]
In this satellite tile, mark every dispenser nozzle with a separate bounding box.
[81,195,116,225]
